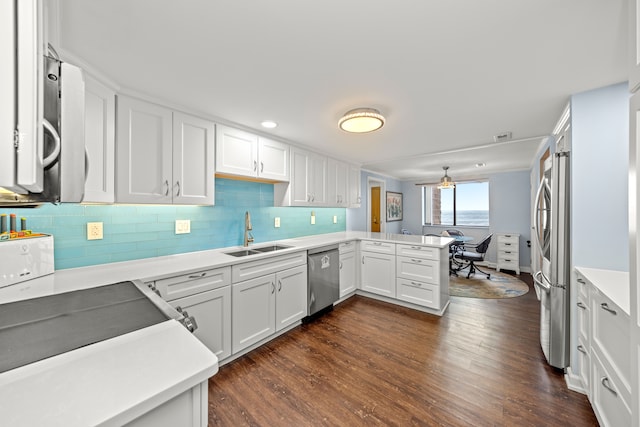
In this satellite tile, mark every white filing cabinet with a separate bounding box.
[496,233,520,274]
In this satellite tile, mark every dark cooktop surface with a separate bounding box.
[0,281,169,374]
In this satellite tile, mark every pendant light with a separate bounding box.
[338,108,385,133]
[437,166,455,189]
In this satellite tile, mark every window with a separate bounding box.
[423,181,489,226]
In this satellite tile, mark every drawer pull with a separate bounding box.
[601,377,618,396]
[503,259,511,262]
[504,234,511,237]
[410,281,422,287]
[503,251,512,254]
[372,242,382,246]
[410,258,422,263]
[576,302,586,310]
[600,303,617,315]
[504,243,511,246]
[576,278,585,284]
[577,345,587,354]
[188,272,207,279]
[410,246,422,250]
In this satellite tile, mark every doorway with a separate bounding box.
[367,177,385,233]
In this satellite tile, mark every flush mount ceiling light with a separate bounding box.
[437,166,455,190]
[261,120,278,129]
[338,108,385,133]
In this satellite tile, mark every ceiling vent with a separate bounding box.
[493,131,512,143]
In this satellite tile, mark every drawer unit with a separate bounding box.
[574,271,591,392]
[396,278,439,309]
[231,251,307,283]
[359,240,395,255]
[591,350,632,427]
[152,266,231,301]
[591,287,631,396]
[396,256,439,285]
[396,244,439,261]
[496,233,520,274]
[339,240,356,254]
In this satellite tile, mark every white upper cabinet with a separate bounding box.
[328,158,349,207]
[215,125,289,181]
[116,96,214,205]
[275,146,327,206]
[348,164,361,208]
[83,75,115,203]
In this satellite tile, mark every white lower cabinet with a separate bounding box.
[339,241,357,298]
[591,350,632,427]
[126,382,207,427]
[232,264,307,354]
[396,278,439,309]
[360,248,396,298]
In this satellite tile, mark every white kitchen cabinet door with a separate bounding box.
[232,275,276,354]
[275,265,307,331]
[348,164,362,207]
[276,147,327,206]
[172,112,215,205]
[339,250,357,298]
[169,286,231,362]
[289,147,312,205]
[360,251,396,297]
[126,382,207,427]
[1,0,16,190]
[310,152,327,205]
[215,125,258,177]
[116,95,173,203]
[258,137,289,181]
[328,158,348,207]
[83,75,114,203]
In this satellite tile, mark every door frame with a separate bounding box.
[367,177,385,233]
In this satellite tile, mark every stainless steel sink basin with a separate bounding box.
[253,244,292,253]
[225,249,261,257]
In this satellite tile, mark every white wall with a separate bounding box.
[571,82,629,272]
[346,170,404,233]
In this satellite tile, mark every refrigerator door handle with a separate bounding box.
[533,178,551,260]
[533,270,551,293]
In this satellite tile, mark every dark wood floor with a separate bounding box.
[208,273,597,426]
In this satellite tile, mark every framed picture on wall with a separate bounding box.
[386,191,403,222]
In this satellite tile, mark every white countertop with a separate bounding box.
[0,231,453,304]
[575,266,630,315]
[0,320,217,427]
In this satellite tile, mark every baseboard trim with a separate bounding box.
[565,366,588,395]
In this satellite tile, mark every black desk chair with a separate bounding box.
[453,234,493,279]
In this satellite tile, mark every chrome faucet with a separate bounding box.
[243,211,254,247]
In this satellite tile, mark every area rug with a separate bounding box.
[449,269,529,299]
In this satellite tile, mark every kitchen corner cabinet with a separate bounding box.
[116,96,214,204]
[348,164,362,207]
[339,241,357,298]
[360,240,396,297]
[127,381,207,427]
[83,75,115,203]
[328,158,349,207]
[275,147,327,206]
[215,125,289,181]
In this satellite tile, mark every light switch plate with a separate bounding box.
[274,217,281,228]
[333,215,337,224]
[87,222,103,240]
[175,219,191,234]
[311,213,315,225]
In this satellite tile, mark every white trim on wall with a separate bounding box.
[367,177,385,233]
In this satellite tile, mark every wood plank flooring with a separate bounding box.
[208,273,597,426]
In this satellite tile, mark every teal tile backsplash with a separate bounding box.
[2,179,346,270]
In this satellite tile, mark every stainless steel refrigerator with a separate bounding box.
[533,133,571,369]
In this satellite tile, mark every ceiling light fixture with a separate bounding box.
[261,120,278,129]
[338,108,385,133]
[437,166,455,190]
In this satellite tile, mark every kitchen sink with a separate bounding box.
[252,244,292,253]
[225,249,261,257]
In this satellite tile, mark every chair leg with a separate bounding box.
[467,262,491,279]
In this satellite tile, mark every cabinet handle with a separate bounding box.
[260,162,264,173]
[312,194,315,202]
[373,242,382,246]
[577,345,587,354]
[410,281,422,287]
[278,280,282,292]
[175,180,180,197]
[601,377,618,397]
[410,258,422,263]
[410,246,422,250]
[271,282,275,294]
[504,234,511,237]
[339,261,343,270]
[577,278,585,284]
[188,272,206,279]
[164,179,169,196]
[254,160,257,172]
[576,302,586,310]
[600,303,617,315]
[362,256,365,264]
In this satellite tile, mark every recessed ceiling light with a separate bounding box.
[475,162,486,168]
[261,120,277,129]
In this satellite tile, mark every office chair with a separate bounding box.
[446,229,464,236]
[453,234,493,279]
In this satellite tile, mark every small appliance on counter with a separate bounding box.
[0,234,54,289]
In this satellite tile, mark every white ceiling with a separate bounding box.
[58,0,628,182]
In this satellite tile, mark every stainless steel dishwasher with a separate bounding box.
[307,244,340,317]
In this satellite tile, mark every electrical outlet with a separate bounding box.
[274,217,281,228]
[87,222,103,240]
[175,219,191,234]
[310,212,316,225]
[333,215,337,224]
